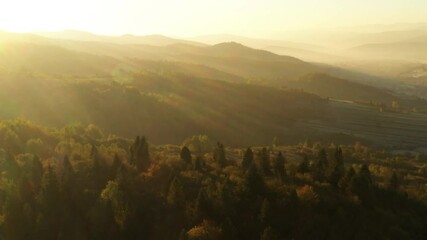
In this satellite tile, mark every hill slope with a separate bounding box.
[293,73,398,103]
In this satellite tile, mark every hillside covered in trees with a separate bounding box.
[1,33,426,147]
[0,30,426,239]
[0,119,427,239]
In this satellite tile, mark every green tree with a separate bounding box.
[36,165,61,240]
[313,148,328,181]
[193,189,212,223]
[244,164,265,198]
[272,152,286,181]
[31,155,44,193]
[242,147,254,172]
[193,156,204,171]
[109,153,121,180]
[3,185,32,240]
[257,148,272,176]
[348,164,374,205]
[338,167,355,192]
[214,142,227,168]
[328,147,344,187]
[297,155,310,174]
[180,146,192,165]
[100,180,131,230]
[129,136,150,171]
[259,198,272,227]
[167,177,185,207]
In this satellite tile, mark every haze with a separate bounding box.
[1,0,427,37]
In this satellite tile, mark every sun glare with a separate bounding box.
[0,0,427,37]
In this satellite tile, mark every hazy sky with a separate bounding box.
[1,0,427,37]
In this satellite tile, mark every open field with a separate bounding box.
[295,100,427,148]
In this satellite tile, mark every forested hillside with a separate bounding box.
[0,69,328,145]
[0,119,426,239]
[0,34,426,147]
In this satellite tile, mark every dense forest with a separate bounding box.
[0,29,427,239]
[0,119,426,239]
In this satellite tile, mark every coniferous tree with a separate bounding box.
[214,142,227,168]
[272,152,286,181]
[217,179,235,219]
[193,189,211,223]
[89,145,106,189]
[242,147,254,172]
[167,177,185,207]
[257,148,272,176]
[313,148,328,181]
[32,155,44,193]
[297,155,310,174]
[180,146,192,165]
[61,155,75,187]
[129,136,150,172]
[328,147,345,187]
[109,153,121,180]
[3,151,21,180]
[193,156,204,171]
[259,198,272,227]
[36,165,61,240]
[3,184,29,240]
[338,167,356,192]
[244,164,265,198]
[349,164,374,205]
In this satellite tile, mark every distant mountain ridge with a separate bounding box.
[36,30,206,46]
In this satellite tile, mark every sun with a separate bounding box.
[0,0,108,33]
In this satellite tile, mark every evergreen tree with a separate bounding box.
[167,177,185,207]
[257,148,272,176]
[218,179,235,219]
[109,153,121,180]
[242,147,254,172]
[297,155,310,174]
[272,152,286,181]
[130,136,150,171]
[193,189,212,222]
[328,147,345,187]
[3,151,21,180]
[180,146,192,165]
[89,145,106,189]
[313,148,328,181]
[31,155,44,193]
[338,167,356,192]
[214,142,227,168]
[244,164,265,198]
[61,155,75,186]
[3,185,30,240]
[348,164,374,205]
[193,156,204,171]
[259,198,272,227]
[36,165,61,240]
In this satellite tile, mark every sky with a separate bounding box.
[1,0,427,38]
